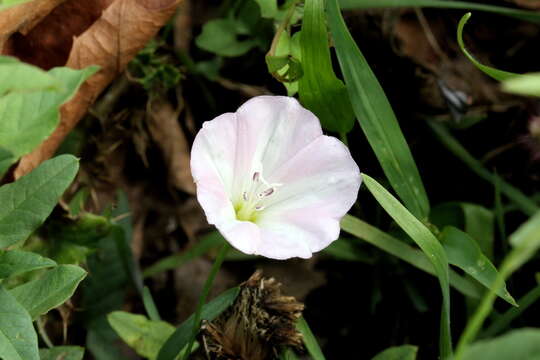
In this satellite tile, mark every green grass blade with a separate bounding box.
[296,317,326,360]
[457,13,517,81]
[361,174,452,359]
[326,0,430,219]
[454,211,540,358]
[341,215,482,299]
[428,121,539,216]
[339,0,540,24]
[298,0,355,133]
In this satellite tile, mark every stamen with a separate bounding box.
[252,172,260,182]
[255,205,265,211]
[258,188,274,198]
[243,192,248,201]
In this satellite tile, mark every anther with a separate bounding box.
[252,172,260,182]
[258,188,274,198]
[243,192,248,201]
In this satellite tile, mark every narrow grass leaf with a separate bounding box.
[298,0,355,133]
[296,317,326,360]
[461,203,494,260]
[39,346,84,360]
[440,226,516,306]
[361,174,451,359]
[455,211,540,357]
[341,215,481,299]
[10,264,86,319]
[143,286,161,322]
[157,287,240,360]
[0,155,80,248]
[339,0,540,24]
[428,121,539,216]
[456,13,517,81]
[371,345,418,360]
[327,0,429,219]
[0,250,56,279]
[143,231,224,278]
[0,284,39,360]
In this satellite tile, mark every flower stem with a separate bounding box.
[183,242,230,359]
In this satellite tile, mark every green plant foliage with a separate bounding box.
[440,226,516,306]
[0,65,96,175]
[456,13,518,82]
[143,231,224,278]
[108,312,175,360]
[296,317,326,360]
[9,264,86,319]
[361,174,451,359]
[341,215,482,299]
[39,346,85,360]
[338,0,540,23]
[195,0,270,57]
[0,0,32,11]
[157,287,240,360]
[371,345,418,360]
[0,56,60,96]
[326,0,430,219]
[502,72,540,97]
[0,155,80,249]
[298,0,355,133]
[255,0,278,18]
[460,328,540,360]
[0,250,56,279]
[0,284,39,360]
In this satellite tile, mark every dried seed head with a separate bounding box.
[201,270,305,360]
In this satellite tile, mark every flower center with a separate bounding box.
[234,170,281,223]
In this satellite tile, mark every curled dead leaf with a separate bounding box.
[147,98,195,194]
[13,0,182,178]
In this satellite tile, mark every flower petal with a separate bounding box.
[232,96,323,201]
[190,112,238,225]
[215,220,261,255]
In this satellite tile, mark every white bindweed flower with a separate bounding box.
[190,96,361,260]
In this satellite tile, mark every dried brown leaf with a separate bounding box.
[147,98,195,194]
[14,0,182,178]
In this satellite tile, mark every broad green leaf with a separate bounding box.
[361,174,451,359]
[0,66,96,173]
[0,155,80,249]
[83,222,129,360]
[39,346,84,360]
[195,18,258,57]
[428,121,539,216]
[108,312,174,360]
[326,0,429,219]
[0,250,56,279]
[0,56,60,96]
[296,317,326,360]
[157,287,240,360]
[461,203,494,260]
[455,212,540,355]
[460,328,540,360]
[298,0,355,133]
[255,0,277,18]
[10,264,87,319]
[440,226,516,306]
[502,72,540,97]
[456,13,517,82]
[338,0,540,24]
[372,345,418,360]
[274,31,301,96]
[0,284,39,360]
[143,231,224,278]
[341,215,481,299]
